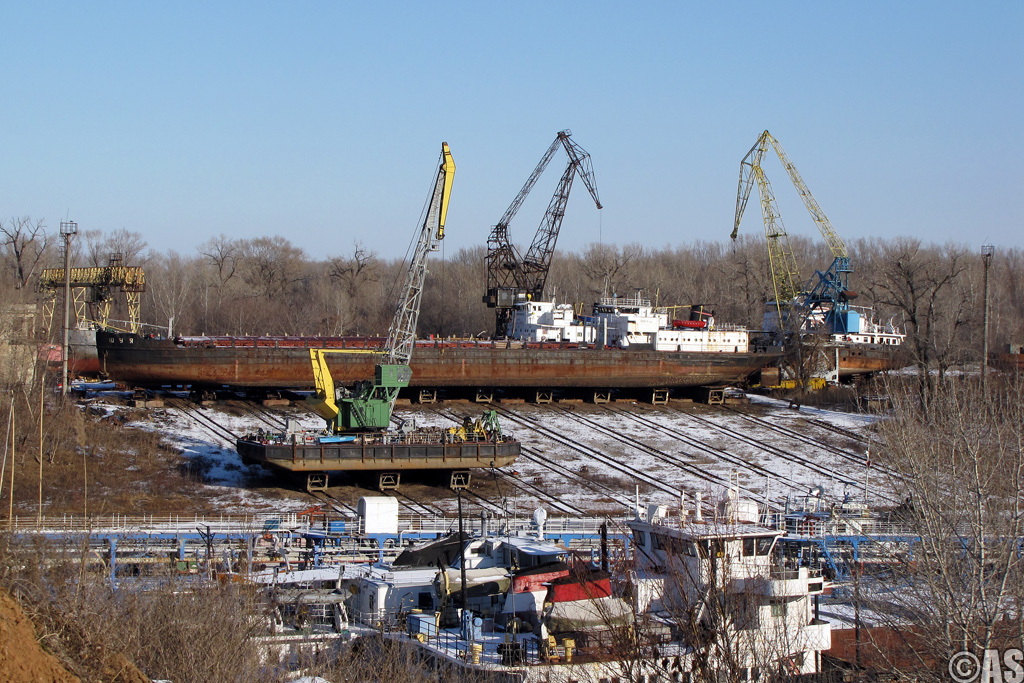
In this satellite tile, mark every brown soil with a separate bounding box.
[0,588,79,683]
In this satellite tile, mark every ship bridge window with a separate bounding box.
[633,529,647,548]
[742,536,775,557]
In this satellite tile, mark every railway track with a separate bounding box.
[547,405,767,502]
[715,405,898,478]
[517,446,635,509]
[428,408,634,512]
[668,406,894,502]
[491,406,683,499]
[307,490,357,517]
[717,405,866,464]
[394,489,448,517]
[807,417,873,445]
[165,398,239,444]
[489,468,586,515]
[243,402,289,431]
[599,405,798,502]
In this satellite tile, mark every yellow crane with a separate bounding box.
[307,142,455,432]
[732,130,852,332]
[37,253,146,333]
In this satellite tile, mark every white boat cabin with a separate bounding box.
[508,295,750,353]
[629,495,831,676]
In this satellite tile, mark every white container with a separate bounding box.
[358,496,399,534]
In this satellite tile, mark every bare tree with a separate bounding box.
[0,216,49,290]
[146,251,198,335]
[866,239,972,405]
[199,234,240,290]
[83,228,148,267]
[863,376,1024,681]
[237,236,307,301]
[327,241,381,334]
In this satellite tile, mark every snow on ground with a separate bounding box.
[108,392,890,518]
[118,398,325,512]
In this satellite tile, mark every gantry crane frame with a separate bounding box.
[38,253,146,334]
[483,130,602,337]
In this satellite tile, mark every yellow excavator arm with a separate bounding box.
[436,142,455,240]
[306,347,378,423]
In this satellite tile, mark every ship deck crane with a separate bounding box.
[307,142,455,432]
[483,130,602,337]
[732,130,854,335]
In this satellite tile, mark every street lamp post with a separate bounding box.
[59,221,78,396]
[981,244,994,394]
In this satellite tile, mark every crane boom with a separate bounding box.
[385,142,456,366]
[483,130,602,337]
[307,142,455,432]
[765,135,847,260]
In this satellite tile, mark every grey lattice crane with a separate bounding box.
[483,130,602,337]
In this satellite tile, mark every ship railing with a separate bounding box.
[783,519,918,539]
[389,515,620,537]
[768,565,823,581]
[4,513,303,535]
[391,615,544,667]
[4,513,628,544]
[598,295,651,308]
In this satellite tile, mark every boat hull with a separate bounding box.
[96,332,781,391]
[236,436,520,473]
[835,342,907,378]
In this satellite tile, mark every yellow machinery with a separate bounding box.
[38,253,146,333]
[732,130,851,333]
[306,142,455,432]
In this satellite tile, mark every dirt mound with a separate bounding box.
[0,588,80,683]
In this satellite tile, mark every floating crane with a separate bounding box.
[483,130,602,337]
[732,130,855,335]
[307,142,455,432]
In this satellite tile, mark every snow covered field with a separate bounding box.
[112,393,888,518]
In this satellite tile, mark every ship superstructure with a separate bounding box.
[509,293,751,353]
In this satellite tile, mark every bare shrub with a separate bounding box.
[863,376,1024,680]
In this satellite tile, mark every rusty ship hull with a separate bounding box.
[96,331,780,392]
[236,435,520,474]
[836,342,907,378]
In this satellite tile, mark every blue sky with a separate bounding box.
[2,2,1021,260]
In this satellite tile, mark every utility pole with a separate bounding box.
[456,487,468,625]
[981,244,994,394]
[59,221,78,396]
[38,368,44,524]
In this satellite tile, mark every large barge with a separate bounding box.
[236,417,519,491]
[96,329,781,400]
